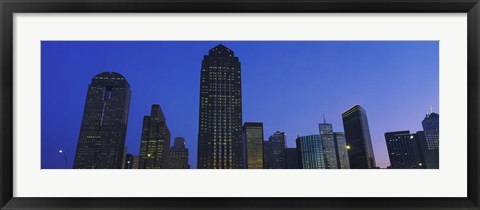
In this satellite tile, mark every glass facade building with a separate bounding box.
[138,104,171,169]
[319,120,337,169]
[319,117,350,169]
[333,132,350,169]
[242,122,264,169]
[73,72,131,169]
[296,135,326,169]
[197,45,243,169]
[385,131,423,169]
[342,105,376,169]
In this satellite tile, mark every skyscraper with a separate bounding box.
[268,131,287,169]
[333,132,350,169]
[385,131,423,169]
[342,105,376,169]
[139,104,171,169]
[415,131,438,169]
[296,135,326,169]
[319,116,349,169]
[197,44,243,169]
[168,137,190,169]
[73,72,131,169]
[419,109,439,168]
[242,122,264,169]
[284,148,299,169]
[319,117,337,169]
[263,141,271,169]
[422,109,439,150]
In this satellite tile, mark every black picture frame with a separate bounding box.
[1,0,479,209]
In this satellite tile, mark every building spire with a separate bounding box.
[323,114,326,123]
[430,105,434,114]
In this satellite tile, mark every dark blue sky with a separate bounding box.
[41,41,439,169]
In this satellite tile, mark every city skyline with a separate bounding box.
[41,41,439,169]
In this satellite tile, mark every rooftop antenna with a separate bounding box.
[430,105,434,114]
[323,114,326,123]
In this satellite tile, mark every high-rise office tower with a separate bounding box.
[422,108,439,150]
[169,137,190,169]
[385,131,423,169]
[73,72,131,169]
[415,131,438,169]
[342,105,376,169]
[197,44,243,169]
[242,122,264,169]
[139,104,171,169]
[319,116,350,169]
[284,148,299,169]
[333,132,350,169]
[268,131,287,169]
[419,108,439,169]
[263,141,271,169]
[319,117,337,169]
[296,135,326,169]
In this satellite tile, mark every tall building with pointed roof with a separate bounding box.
[197,44,243,169]
[319,115,337,169]
[74,72,131,169]
[138,104,171,169]
[319,115,350,169]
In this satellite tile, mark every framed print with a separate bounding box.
[1,0,479,209]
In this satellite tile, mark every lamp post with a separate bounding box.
[58,149,68,169]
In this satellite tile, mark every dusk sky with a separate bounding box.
[41,41,439,169]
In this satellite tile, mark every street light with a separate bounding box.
[59,149,68,169]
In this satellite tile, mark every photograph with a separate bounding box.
[41,41,439,170]
[2,0,477,209]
